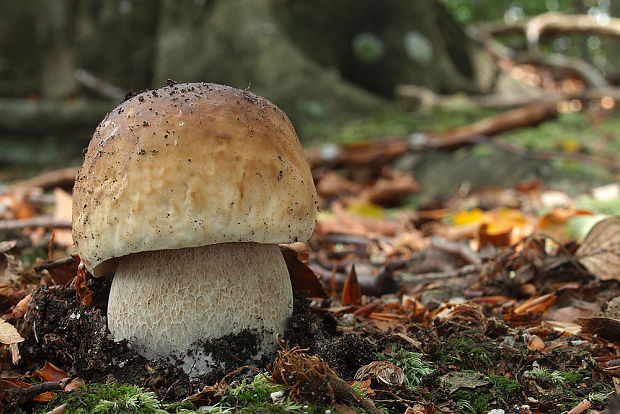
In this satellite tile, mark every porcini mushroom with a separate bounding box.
[72,83,318,374]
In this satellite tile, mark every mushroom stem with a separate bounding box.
[107,242,292,373]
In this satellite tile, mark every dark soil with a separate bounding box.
[17,275,336,405]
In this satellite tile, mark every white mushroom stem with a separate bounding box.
[107,242,292,369]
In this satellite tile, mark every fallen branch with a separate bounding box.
[74,68,125,101]
[431,101,558,149]
[306,101,558,170]
[476,12,620,39]
[467,24,608,88]
[0,217,71,231]
[0,98,113,136]
[4,378,68,405]
[13,167,79,190]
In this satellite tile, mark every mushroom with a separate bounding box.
[72,83,318,374]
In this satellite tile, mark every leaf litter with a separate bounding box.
[1,129,620,412]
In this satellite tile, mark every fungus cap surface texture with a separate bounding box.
[72,82,318,276]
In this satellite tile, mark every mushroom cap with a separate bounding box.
[72,82,318,276]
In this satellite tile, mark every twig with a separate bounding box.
[74,68,125,101]
[34,255,78,272]
[431,236,482,265]
[401,264,480,284]
[13,167,79,190]
[566,399,590,414]
[6,378,68,404]
[0,217,71,231]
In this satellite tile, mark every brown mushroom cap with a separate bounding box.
[72,83,318,276]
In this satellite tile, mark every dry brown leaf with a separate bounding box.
[1,188,37,219]
[527,335,545,351]
[362,169,418,205]
[355,361,405,386]
[316,172,362,198]
[341,265,362,306]
[0,318,24,364]
[12,293,31,319]
[315,201,400,237]
[280,246,327,298]
[63,378,84,392]
[75,266,93,307]
[34,362,68,382]
[53,188,73,247]
[45,403,68,414]
[404,405,426,414]
[540,320,582,336]
[348,379,374,396]
[512,293,557,316]
[478,222,512,248]
[576,217,620,281]
[577,317,620,343]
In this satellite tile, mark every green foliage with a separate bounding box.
[452,388,493,414]
[41,383,198,414]
[376,347,434,389]
[438,337,497,371]
[486,375,520,398]
[306,107,497,145]
[443,0,580,24]
[211,373,330,413]
[525,367,589,388]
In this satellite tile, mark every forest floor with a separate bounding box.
[1,101,620,413]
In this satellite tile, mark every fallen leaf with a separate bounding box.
[355,361,405,386]
[512,293,557,317]
[52,188,73,247]
[280,246,327,298]
[0,318,24,364]
[362,169,418,205]
[577,317,620,343]
[75,266,93,307]
[12,293,31,319]
[45,403,68,414]
[439,371,488,393]
[576,217,620,281]
[63,378,84,392]
[540,321,582,336]
[34,362,68,382]
[348,378,375,396]
[528,335,545,351]
[341,265,362,306]
[316,172,362,198]
[34,255,79,286]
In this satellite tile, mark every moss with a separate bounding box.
[306,106,497,145]
[212,373,339,413]
[438,337,498,371]
[486,375,520,399]
[452,388,493,414]
[39,383,192,413]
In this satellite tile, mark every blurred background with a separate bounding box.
[2,0,620,200]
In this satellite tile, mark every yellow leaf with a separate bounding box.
[453,208,485,226]
[346,202,384,218]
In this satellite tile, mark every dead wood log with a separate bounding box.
[13,167,79,191]
[476,12,620,39]
[467,24,608,88]
[0,217,71,231]
[431,101,557,149]
[0,98,114,136]
[306,101,558,170]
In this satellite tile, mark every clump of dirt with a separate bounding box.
[18,276,332,401]
[283,291,336,349]
[312,333,377,380]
